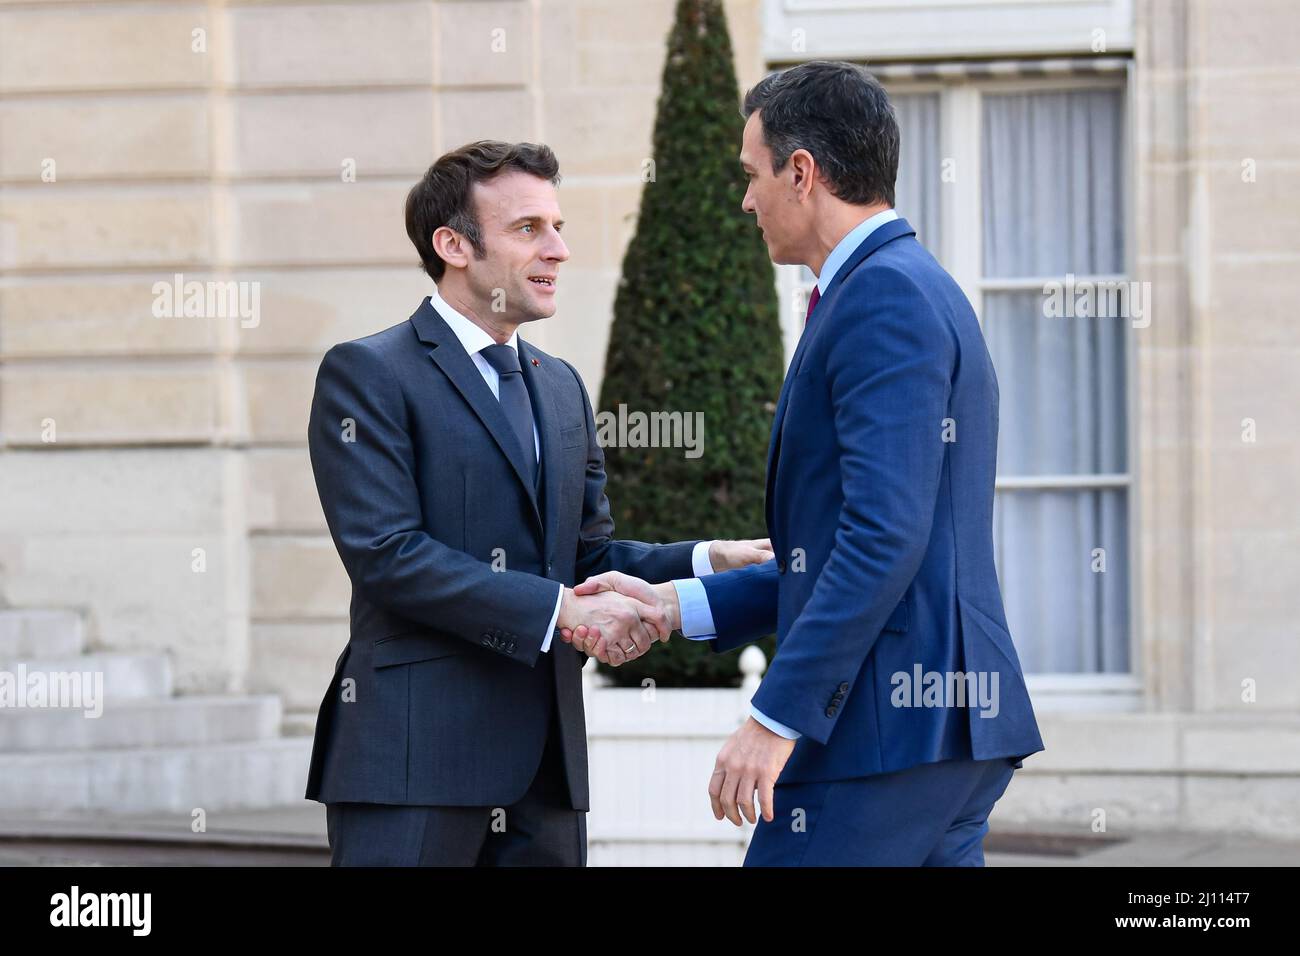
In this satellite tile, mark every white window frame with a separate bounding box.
[775,66,1140,711]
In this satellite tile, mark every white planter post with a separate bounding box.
[738,645,768,723]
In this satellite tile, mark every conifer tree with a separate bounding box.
[596,0,784,686]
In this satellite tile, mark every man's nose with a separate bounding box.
[544,229,570,262]
[741,185,755,213]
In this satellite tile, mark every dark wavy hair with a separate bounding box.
[405,141,561,282]
[742,60,898,207]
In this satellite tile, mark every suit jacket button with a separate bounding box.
[545,562,553,574]
[777,560,787,573]
[838,682,849,693]
[825,706,837,717]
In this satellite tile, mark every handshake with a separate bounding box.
[556,538,773,665]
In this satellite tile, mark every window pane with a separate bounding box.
[980,86,1129,677]
[994,488,1130,674]
[982,88,1125,278]
[984,290,1127,476]
[890,92,941,256]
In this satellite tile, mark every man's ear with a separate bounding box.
[787,148,818,201]
[432,225,470,271]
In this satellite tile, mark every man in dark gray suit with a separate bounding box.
[304,140,771,866]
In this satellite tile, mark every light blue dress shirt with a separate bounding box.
[672,209,900,740]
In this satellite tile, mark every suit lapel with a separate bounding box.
[763,218,918,532]
[517,338,563,559]
[410,298,542,534]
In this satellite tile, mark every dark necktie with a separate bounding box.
[480,344,538,486]
[805,285,821,325]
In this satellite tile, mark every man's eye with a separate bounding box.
[521,224,534,234]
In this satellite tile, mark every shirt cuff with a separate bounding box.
[540,582,564,653]
[750,705,802,740]
[691,540,716,577]
[672,577,717,639]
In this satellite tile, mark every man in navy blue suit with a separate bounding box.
[564,61,1045,865]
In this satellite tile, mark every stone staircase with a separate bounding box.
[0,608,312,815]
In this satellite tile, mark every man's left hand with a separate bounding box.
[709,716,797,826]
[708,538,774,572]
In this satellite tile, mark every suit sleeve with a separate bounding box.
[696,559,779,652]
[749,268,956,744]
[561,360,699,585]
[308,341,561,667]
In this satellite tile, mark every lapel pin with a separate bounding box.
[531,358,540,366]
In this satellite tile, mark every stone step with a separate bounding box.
[0,652,173,701]
[0,738,313,814]
[0,695,282,752]
[0,610,85,660]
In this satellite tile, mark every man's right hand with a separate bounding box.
[557,586,670,667]
[559,572,683,665]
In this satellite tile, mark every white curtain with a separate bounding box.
[981,89,1129,674]
[893,93,941,252]
[982,89,1125,278]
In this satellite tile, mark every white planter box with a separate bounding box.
[582,649,767,867]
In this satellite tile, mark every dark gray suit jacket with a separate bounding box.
[304,296,697,809]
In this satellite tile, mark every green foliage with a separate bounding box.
[596,0,784,687]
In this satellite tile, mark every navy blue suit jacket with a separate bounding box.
[304,298,697,809]
[702,218,1044,784]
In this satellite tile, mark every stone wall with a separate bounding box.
[2,3,1296,837]
[0,0,766,717]
[1133,0,1300,716]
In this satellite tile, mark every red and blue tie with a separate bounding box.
[804,285,821,325]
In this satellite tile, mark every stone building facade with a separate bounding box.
[1,0,1297,840]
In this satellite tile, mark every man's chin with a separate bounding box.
[517,303,555,322]
[760,239,791,265]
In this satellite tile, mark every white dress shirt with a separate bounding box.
[430,286,559,650]
[432,286,717,656]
